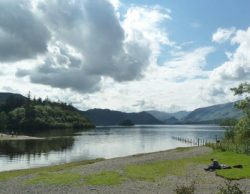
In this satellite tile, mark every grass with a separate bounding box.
[210,151,250,180]
[125,160,188,181]
[0,158,103,182]
[26,172,82,185]
[85,171,123,186]
[125,149,250,181]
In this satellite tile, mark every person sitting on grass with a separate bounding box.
[204,158,221,171]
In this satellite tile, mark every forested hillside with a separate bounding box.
[0,93,94,133]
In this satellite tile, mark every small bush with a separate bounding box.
[217,181,245,194]
[175,182,195,194]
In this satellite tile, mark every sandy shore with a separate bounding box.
[0,147,249,194]
[0,133,44,140]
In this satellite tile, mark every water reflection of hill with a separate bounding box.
[24,128,82,137]
[0,137,74,158]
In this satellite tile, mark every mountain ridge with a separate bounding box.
[81,109,163,126]
[184,101,242,123]
[0,92,243,126]
[147,101,242,124]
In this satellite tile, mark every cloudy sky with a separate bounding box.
[0,0,250,112]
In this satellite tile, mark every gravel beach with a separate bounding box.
[0,147,249,194]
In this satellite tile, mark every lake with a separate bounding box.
[0,125,224,172]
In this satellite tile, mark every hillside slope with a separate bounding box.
[0,93,94,132]
[147,110,190,123]
[81,109,163,126]
[184,101,242,123]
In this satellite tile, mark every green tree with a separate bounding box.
[1,95,26,112]
[230,83,250,144]
[0,112,8,132]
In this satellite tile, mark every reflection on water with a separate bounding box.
[0,125,224,172]
[24,128,80,137]
[0,138,74,157]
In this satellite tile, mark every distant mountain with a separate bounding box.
[146,111,170,121]
[184,101,242,124]
[147,102,242,124]
[164,116,179,124]
[81,109,163,126]
[147,110,190,123]
[172,111,191,120]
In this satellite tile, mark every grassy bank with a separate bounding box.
[124,150,250,181]
[0,158,104,183]
[0,147,249,187]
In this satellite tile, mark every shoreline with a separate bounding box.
[0,133,44,141]
[0,146,205,174]
[0,146,249,194]
[0,147,193,173]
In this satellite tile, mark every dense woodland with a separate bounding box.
[225,83,250,143]
[0,93,94,133]
[219,83,250,153]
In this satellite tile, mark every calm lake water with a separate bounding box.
[0,125,224,172]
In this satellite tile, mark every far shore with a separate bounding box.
[0,133,44,141]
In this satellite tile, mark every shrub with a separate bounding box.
[175,182,195,194]
[217,181,245,194]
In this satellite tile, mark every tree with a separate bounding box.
[0,112,8,132]
[1,95,26,112]
[230,83,250,144]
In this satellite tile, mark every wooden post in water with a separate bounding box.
[197,138,200,147]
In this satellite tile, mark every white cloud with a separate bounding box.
[108,0,120,10]
[201,26,250,103]
[122,5,174,63]
[211,27,250,82]
[1,0,242,112]
[160,47,214,81]
[12,1,174,94]
[212,27,236,43]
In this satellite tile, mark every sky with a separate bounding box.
[0,0,250,112]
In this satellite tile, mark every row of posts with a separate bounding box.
[172,136,218,146]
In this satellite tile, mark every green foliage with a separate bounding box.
[220,118,238,127]
[0,94,26,112]
[0,112,7,131]
[212,141,250,154]
[223,83,250,146]
[85,171,123,186]
[231,82,250,97]
[233,116,250,144]
[218,181,245,194]
[0,94,94,132]
[175,182,195,194]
